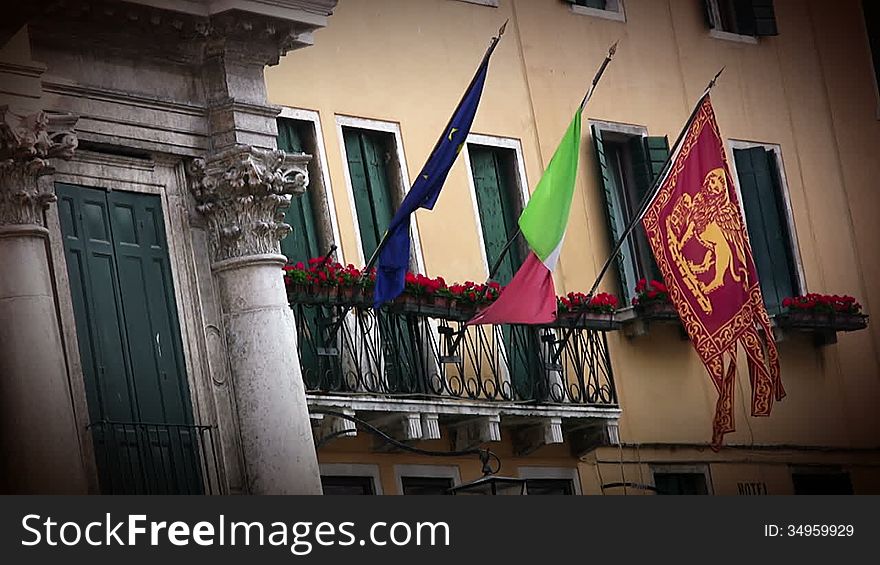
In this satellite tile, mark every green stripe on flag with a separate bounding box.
[518,109,582,263]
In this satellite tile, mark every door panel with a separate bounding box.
[58,183,198,493]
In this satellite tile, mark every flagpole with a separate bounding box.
[484,40,619,283]
[584,66,725,298]
[362,19,509,274]
[545,68,725,365]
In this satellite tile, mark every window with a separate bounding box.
[320,464,383,494]
[394,465,460,495]
[704,0,778,38]
[592,124,669,303]
[453,0,498,6]
[400,476,454,495]
[730,144,800,315]
[525,479,575,495]
[864,0,880,107]
[791,469,854,495]
[519,467,581,495]
[467,143,526,285]
[320,475,377,495]
[565,0,626,22]
[653,473,710,495]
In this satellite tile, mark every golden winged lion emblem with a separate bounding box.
[665,168,749,315]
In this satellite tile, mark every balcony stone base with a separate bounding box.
[307,395,620,457]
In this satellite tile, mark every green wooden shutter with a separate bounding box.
[630,135,670,282]
[344,128,381,259]
[344,128,396,261]
[362,131,395,241]
[277,118,320,263]
[470,146,522,286]
[734,147,795,314]
[592,126,638,301]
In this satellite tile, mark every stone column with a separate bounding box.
[188,145,322,495]
[0,107,88,493]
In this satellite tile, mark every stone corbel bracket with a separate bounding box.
[0,106,78,227]
[187,145,309,264]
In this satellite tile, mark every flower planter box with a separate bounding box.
[386,294,481,321]
[621,302,688,340]
[633,301,680,321]
[775,311,868,332]
[288,284,338,305]
[551,311,620,331]
[336,286,370,306]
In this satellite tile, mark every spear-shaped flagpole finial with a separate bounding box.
[706,66,726,92]
[498,18,509,37]
[608,39,619,57]
[579,39,621,111]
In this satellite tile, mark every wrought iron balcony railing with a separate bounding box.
[291,295,618,406]
[88,420,224,495]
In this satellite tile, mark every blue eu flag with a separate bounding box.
[373,37,501,307]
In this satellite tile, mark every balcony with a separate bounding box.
[291,293,621,455]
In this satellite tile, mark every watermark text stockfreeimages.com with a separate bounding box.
[21,514,450,556]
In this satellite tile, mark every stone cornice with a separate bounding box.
[0,107,78,227]
[187,145,309,263]
[31,0,334,67]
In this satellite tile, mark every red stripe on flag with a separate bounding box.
[467,252,557,326]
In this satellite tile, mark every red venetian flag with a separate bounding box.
[642,95,785,448]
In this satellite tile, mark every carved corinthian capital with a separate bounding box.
[0,107,78,227]
[187,145,309,264]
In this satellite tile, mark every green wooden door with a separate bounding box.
[733,147,796,315]
[57,183,200,494]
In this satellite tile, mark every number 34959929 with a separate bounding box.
[764,524,854,537]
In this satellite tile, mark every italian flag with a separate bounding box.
[469,108,582,325]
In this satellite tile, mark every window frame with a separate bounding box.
[704,0,762,43]
[861,0,880,119]
[278,107,345,264]
[335,115,426,272]
[461,134,531,279]
[394,464,461,495]
[567,0,627,23]
[319,463,384,495]
[650,464,714,495]
[518,466,582,495]
[726,140,806,300]
[452,0,498,7]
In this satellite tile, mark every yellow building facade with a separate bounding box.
[266,0,880,495]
